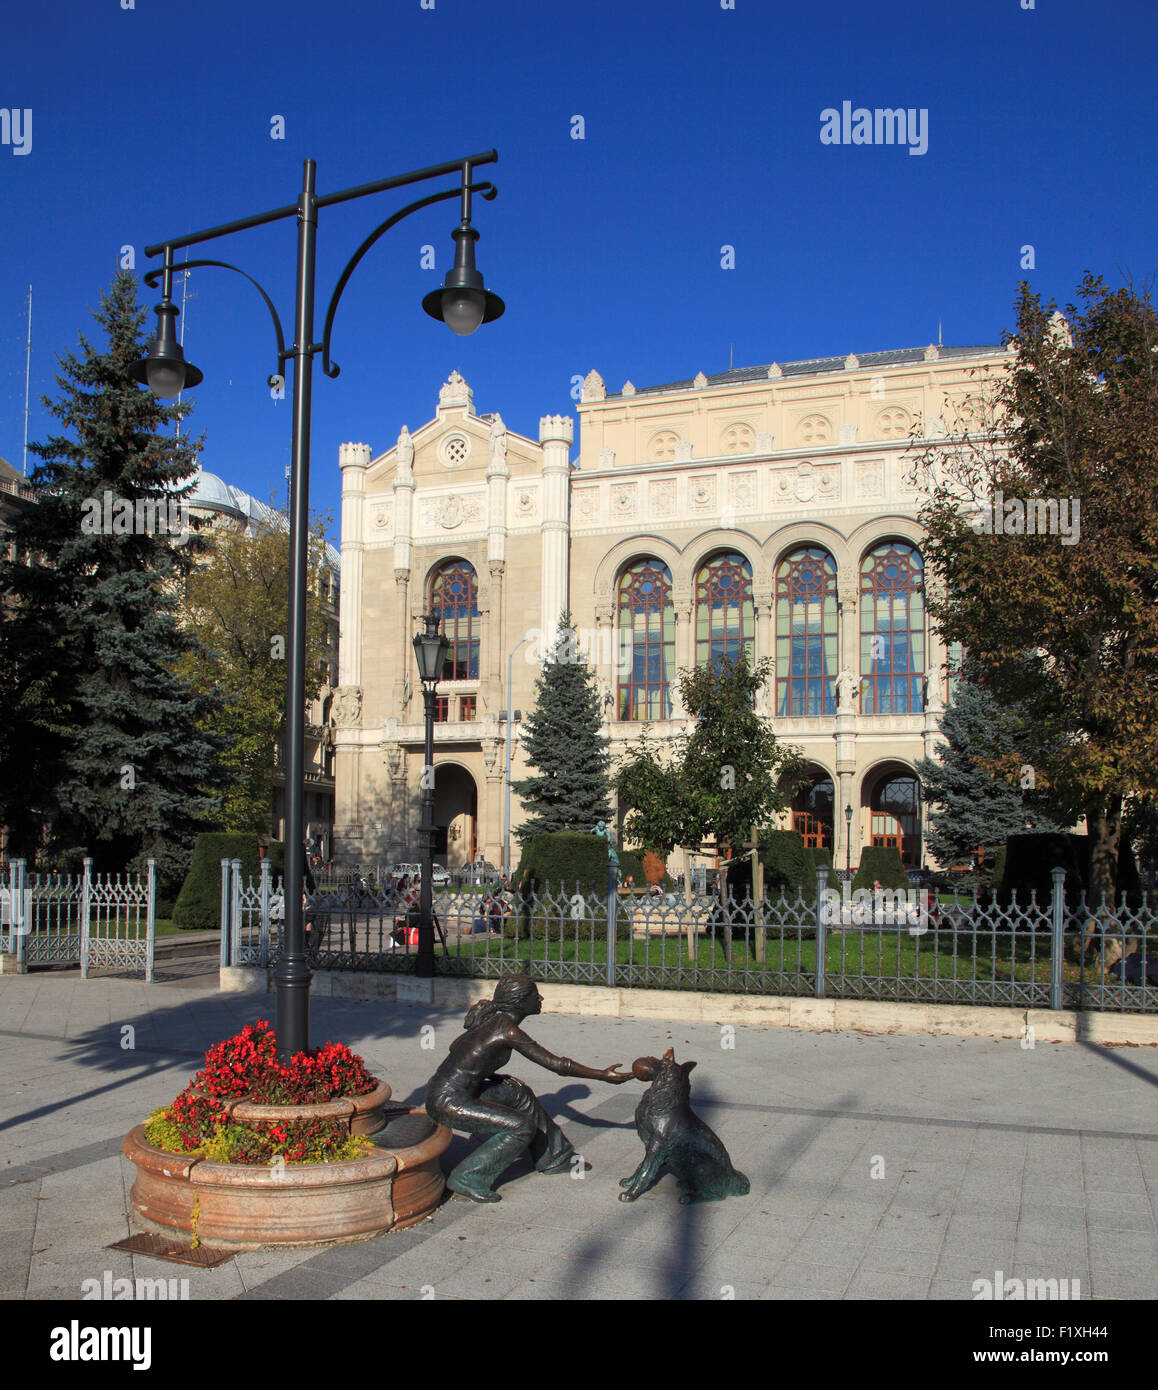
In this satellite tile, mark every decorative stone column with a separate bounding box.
[485,415,510,716]
[672,603,692,719]
[392,425,416,710]
[334,442,371,863]
[539,414,574,647]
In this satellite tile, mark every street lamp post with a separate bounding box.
[412,615,449,978]
[129,153,503,1058]
[503,635,531,877]
[844,803,854,878]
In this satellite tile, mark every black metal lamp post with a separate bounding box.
[129,153,503,1060]
[412,615,449,978]
[845,803,853,877]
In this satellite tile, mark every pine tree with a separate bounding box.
[0,271,229,873]
[512,612,612,841]
[916,680,1059,874]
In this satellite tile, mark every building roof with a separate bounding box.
[611,345,1006,399]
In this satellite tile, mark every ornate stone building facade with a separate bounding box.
[333,346,1008,874]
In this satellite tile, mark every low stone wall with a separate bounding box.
[218,966,1158,1045]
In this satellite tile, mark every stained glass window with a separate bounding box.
[695,552,754,669]
[776,547,838,715]
[430,560,479,681]
[617,559,674,720]
[860,543,925,714]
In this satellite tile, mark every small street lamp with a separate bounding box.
[129,152,503,1058]
[844,803,854,878]
[412,614,449,978]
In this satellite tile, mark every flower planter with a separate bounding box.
[122,1106,452,1249]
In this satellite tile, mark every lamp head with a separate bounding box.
[422,225,504,336]
[413,613,451,684]
[128,298,203,398]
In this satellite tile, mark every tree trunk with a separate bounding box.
[1087,797,1123,906]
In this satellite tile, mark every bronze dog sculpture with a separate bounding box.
[619,1049,750,1204]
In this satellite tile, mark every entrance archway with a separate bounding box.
[791,765,834,852]
[432,764,478,869]
[866,764,921,867]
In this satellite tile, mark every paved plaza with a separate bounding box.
[2,968,1156,1301]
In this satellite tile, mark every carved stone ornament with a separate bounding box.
[691,476,716,508]
[575,488,598,520]
[613,485,637,517]
[383,743,403,779]
[598,448,616,469]
[333,686,363,727]
[673,438,693,462]
[649,479,676,517]
[396,425,414,470]
[482,740,501,774]
[439,370,473,410]
[581,370,606,403]
[755,430,774,452]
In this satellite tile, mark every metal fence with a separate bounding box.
[218,862,1158,1014]
[1,858,155,979]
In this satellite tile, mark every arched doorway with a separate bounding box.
[432,764,479,869]
[791,765,834,852]
[867,765,921,867]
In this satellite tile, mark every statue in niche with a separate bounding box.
[425,974,631,1203]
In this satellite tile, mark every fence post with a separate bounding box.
[145,859,156,984]
[1050,865,1065,1011]
[80,857,93,979]
[11,860,27,974]
[259,858,271,969]
[230,859,243,966]
[815,864,829,998]
[606,862,617,987]
[219,859,231,968]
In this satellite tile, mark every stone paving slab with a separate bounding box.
[1,972,1157,1300]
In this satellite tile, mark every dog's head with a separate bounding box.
[632,1047,697,1084]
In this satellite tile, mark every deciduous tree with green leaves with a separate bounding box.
[913,274,1158,902]
[175,507,334,833]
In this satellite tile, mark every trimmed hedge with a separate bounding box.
[514,833,613,898]
[806,846,834,877]
[851,845,908,893]
[758,829,810,897]
[173,835,286,930]
[998,832,1141,906]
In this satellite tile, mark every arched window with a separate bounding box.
[860,542,924,713]
[617,559,674,720]
[776,547,838,715]
[792,769,834,851]
[871,774,921,866]
[695,552,754,669]
[430,560,479,681]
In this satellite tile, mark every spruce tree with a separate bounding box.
[511,612,612,841]
[0,271,229,874]
[916,680,1059,875]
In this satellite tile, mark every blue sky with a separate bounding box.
[1,0,1155,527]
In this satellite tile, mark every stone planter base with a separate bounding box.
[122,1099,452,1249]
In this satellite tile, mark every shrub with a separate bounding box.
[998,832,1141,906]
[759,829,810,897]
[851,846,908,893]
[805,846,834,877]
[515,833,612,898]
[173,834,285,929]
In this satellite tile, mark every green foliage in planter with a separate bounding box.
[143,1106,194,1154]
[758,829,810,897]
[173,833,285,929]
[852,845,909,893]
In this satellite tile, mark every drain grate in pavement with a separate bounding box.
[107,1233,234,1267]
